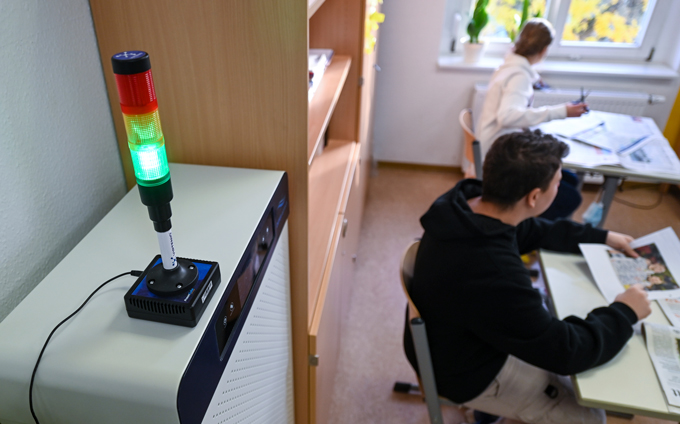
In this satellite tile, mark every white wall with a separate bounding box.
[373,0,680,167]
[0,0,126,322]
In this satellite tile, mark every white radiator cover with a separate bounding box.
[471,83,665,130]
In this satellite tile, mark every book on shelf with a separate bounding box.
[308,49,334,102]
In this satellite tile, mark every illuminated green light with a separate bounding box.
[123,110,170,186]
[129,143,170,186]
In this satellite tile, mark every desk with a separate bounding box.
[536,112,680,228]
[564,163,680,229]
[539,249,680,421]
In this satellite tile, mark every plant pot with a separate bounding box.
[463,41,486,63]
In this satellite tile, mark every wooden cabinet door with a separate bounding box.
[339,149,363,321]
[309,216,345,424]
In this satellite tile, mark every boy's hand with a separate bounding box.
[606,231,638,258]
[614,284,651,321]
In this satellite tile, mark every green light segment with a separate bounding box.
[123,111,170,186]
[129,143,170,186]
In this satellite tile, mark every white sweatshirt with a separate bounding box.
[475,53,567,158]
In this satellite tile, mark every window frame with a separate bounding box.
[444,0,672,62]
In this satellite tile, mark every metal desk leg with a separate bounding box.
[598,176,620,228]
[567,171,587,221]
[575,172,586,192]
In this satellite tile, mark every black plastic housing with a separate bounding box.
[111,51,151,75]
[124,255,221,327]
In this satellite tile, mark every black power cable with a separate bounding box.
[29,270,143,424]
[613,181,665,210]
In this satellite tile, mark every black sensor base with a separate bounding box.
[124,255,221,327]
[146,258,198,296]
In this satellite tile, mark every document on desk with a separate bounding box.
[558,136,621,167]
[642,322,680,412]
[579,227,680,303]
[619,137,680,175]
[536,110,655,152]
[658,298,680,328]
[536,113,604,138]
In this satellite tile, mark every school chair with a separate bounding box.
[459,109,483,180]
[393,240,461,424]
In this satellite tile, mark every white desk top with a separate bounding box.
[534,111,680,184]
[539,250,680,421]
[561,162,680,185]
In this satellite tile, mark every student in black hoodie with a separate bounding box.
[404,129,651,424]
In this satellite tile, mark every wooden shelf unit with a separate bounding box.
[88,0,380,422]
[308,56,351,165]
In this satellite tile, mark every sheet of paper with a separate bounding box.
[619,137,680,175]
[572,123,651,152]
[560,137,621,167]
[536,114,604,138]
[595,110,655,140]
[580,227,680,303]
[643,322,680,408]
[659,298,680,327]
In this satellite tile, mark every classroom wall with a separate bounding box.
[373,0,680,167]
[0,0,126,322]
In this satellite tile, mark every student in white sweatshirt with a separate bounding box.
[475,18,588,220]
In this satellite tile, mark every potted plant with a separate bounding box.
[507,0,530,42]
[464,0,489,63]
[507,0,541,42]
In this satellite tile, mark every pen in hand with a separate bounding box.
[571,87,590,114]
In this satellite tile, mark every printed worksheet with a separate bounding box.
[643,322,680,411]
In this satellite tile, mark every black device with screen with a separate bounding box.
[214,209,275,358]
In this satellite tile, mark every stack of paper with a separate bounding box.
[534,110,680,175]
[308,49,334,102]
[642,322,680,412]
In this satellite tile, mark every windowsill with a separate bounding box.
[437,55,679,80]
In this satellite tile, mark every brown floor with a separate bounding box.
[327,165,680,424]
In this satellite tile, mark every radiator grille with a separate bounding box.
[202,225,294,424]
[472,83,664,123]
[531,88,652,116]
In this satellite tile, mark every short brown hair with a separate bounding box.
[482,129,568,209]
[514,18,555,58]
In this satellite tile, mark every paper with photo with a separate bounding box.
[580,227,680,303]
[619,137,680,175]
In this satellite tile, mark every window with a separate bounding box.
[442,0,671,61]
[480,0,550,42]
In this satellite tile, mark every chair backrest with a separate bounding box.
[399,240,449,424]
[459,108,484,180]
[459,109,476,165]
[400,240,421,319]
